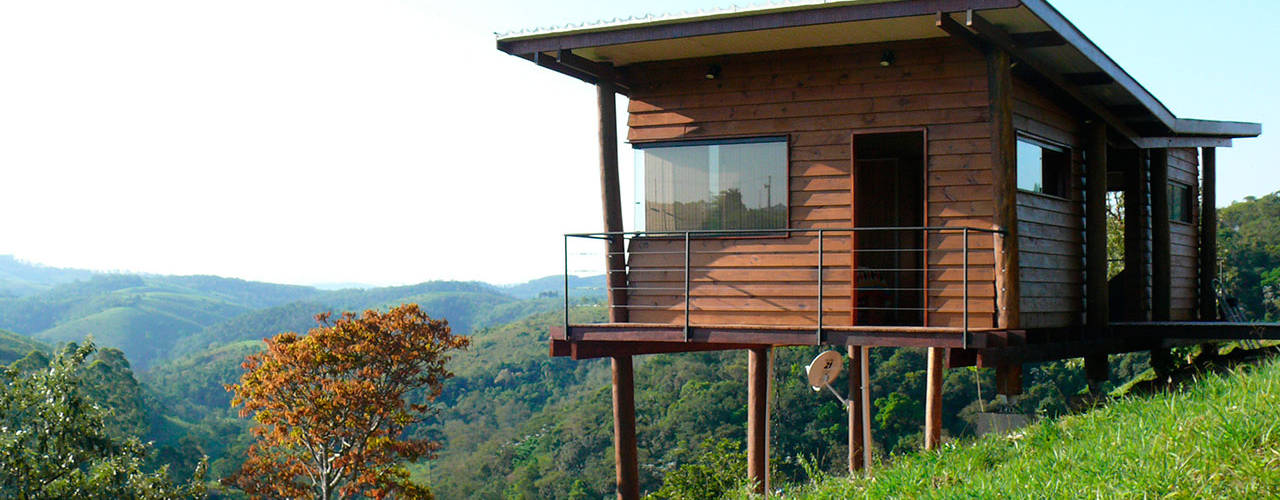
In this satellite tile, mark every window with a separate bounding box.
[634,138,788,232]
[1016,136,1070,198]
[1170,182,1192,223]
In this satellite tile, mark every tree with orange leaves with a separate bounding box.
[224,303,469,499]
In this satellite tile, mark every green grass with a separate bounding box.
[765,357,1280,499]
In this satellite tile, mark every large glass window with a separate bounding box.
[1016,136,1070,198]
[634,138,788,231]
[1170,182,1192,222]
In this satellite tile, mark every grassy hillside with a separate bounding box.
[774,356,1280,499]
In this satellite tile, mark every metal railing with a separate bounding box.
[563,226,1002,347]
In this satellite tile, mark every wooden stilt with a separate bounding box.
[611,356,639,500]
[988,48,1020,331]
[747,347,770,494]
[860,347,873,471]
[847,346,864,472]
[1084,353,1109,394]
[924,347,946,450]
[995,363,1023,396]
[1199,147,1218,320]
[1085,122,1110,332]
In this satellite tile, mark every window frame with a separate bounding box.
[1169,181,1194,224]
[632,135,791,237]
[1014,133,1073,200]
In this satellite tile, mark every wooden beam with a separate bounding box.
[966,12,1140,140]
[923,347,946,450]
[1063,72,1115,86]
[1132,137,1233,149]
[747,347,770,494]
[598,83,628,324]
[1200,147,1218,320]
[1109,321,1280,341]
[611,356,639,500]
[1009,30,1066,47]
[550,340,757,359]
[988,47,1020,330]
[558,50,631,93]
[1122,149,1150,321]
[935,11,985,52]
[559,324,997,349]
[1085,122,1109,331]
[1150,149,1171,321]
[847,346,865,472]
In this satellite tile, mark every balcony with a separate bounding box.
[555,227,1006,352]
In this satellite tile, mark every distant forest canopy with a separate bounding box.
[0,192,1278,497]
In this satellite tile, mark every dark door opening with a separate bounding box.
[853,131,925,326]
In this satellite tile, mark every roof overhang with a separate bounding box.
[497,0,1260,147]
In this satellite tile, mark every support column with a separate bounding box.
[924,347,946,450]
[847,346,864,472]
[1085,122,1109,331]
[598,82,628,323]
[1151,149,1171,321]
[1123,150,1150,321]
[1084,353,1109,394]
[611,356,639,500]
[995,363,1023,396]
[601,81,638,500]
[747,347,770,494]
[988,48,1020,330]
[1199,147,1218,320]
[859,347,873,471]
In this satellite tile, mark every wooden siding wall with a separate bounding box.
[622,37,995,329]
[1012,77,1085,329]
[1168,148,1200,320]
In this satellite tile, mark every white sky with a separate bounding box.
[1,0,1276,286]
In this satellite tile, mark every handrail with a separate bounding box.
[563,226,999,345]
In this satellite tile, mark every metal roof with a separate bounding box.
[497,0,1260,145]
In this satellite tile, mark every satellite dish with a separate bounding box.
[805,350,844,392]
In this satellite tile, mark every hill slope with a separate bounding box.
[781,356,1280,499]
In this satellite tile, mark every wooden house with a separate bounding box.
[497,1,1266,496]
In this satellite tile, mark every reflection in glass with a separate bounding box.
[635,140,787,231]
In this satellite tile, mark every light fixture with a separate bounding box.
[879,50,895,67]
[705,64,721,80]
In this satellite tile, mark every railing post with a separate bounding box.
[963,228,969,348]
[564,234,570,332]
[817,229,825,344]
[684,231,692,341]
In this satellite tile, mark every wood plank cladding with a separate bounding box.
[1012,76,1085,329]
[1168,148,1200,320]
[622,38,995,330]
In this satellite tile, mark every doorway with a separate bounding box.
[852,131,925,326]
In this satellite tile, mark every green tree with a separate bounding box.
[649,438,748,500]
[0,339,206,499]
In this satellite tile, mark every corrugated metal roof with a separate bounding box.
[494,0,889,40]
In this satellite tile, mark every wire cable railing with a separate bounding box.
[564,226,1003,348]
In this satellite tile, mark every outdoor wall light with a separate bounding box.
[879,50,895,67]
[705,64,721,80]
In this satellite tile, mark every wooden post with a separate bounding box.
[611,356,639,500]
[1199,147,1218,320]
[988,48,1020,330]
[1123,149,1150,321]
[747,347,770,494]
[1150,149,1171,321]
[847,346,864,472]
[859,346,873,471]
[1084,353,1108,394]
[995,363,1022,396]
[1086,122,1109,331]
[924,347,946,450]
[598,82,628,323]
[601,82,638,500]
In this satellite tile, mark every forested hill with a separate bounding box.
[0,255,603,370]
